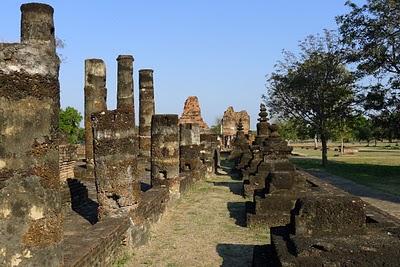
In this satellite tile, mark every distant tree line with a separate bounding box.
[264,0,400,166]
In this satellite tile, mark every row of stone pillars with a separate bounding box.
[0,3,215,265]
[84,58,155,177]
[83,54,185,218]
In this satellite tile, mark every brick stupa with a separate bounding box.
[179,96,209,129]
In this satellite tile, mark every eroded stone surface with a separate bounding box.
[0,3,63,265]
[139,69,155,158]
[92,110,141,219]
[179,96,208,129]
[151,114,180,188]
[222,106,250,136]
[84,59,107,179]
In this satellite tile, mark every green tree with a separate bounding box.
[352,115,373,145]
[210,116,222,135]
[59,107,83,144]
[277,118,314,143]
[337,0,400,92]
[337,0,400,142]
[264,31,357,166]
[277,119,298,143]
[363,84,400,142]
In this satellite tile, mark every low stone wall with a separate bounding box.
[64,217,130,267]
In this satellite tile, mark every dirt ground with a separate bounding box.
[121,168,269,267]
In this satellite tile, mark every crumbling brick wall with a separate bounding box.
[92,110,141,219]
[0,3,63,266]
[59,144,77,181]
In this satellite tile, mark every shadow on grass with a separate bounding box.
[212,181,243,196]
[216,244,278,267]
[227,202,247,227]
[216,243,254,267]
[291,157,400,201]
[218,159,242,181]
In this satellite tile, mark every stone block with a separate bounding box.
[293,195,366,237]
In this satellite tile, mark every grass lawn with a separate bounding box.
[291,147,400,196]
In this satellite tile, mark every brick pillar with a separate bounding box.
[117,55,134,122]
[84,59,107,179]
[0,3,63,266]
[92,110,140,219]
[151,115,179,188]
[139,69,155,158]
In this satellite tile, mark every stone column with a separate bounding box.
[179,123,200,146]
[92,110,140,219]
[179,123,204,180]
[84,59,107,178]
[151,115,179,187]
[200,133,220,176]
[21,2,56,49]
[117,55,134,121]
[139,69,155,158]
[0,3,63,266]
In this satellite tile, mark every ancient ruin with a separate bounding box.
[138,69,155,159]
[229,119,252,170]
[116,55,135,118]
[221,106,250,149]
[179,96,209,130]
[233,104,400,266]
[0,3,63,265]
[151,115,180,189]
[1,3,399,267]
[92,110,141,219]
[84,59,107,179]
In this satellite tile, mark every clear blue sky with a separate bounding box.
[1,1,363,129]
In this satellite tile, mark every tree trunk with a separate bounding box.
[341,137,344,155]
[314,133,318,150]
[321,134,328,167]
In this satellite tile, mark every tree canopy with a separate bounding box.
[337,0,400,143]
[264,31,357,166]
[337,0,400,88]
[59,106,83,144]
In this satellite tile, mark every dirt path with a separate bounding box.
[123,170,268,267]
[307,170,400,220]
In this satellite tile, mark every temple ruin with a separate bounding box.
[234,104,400,266]
[221,106,251,149]
[179,96,209,130]
[0,3,399,267]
